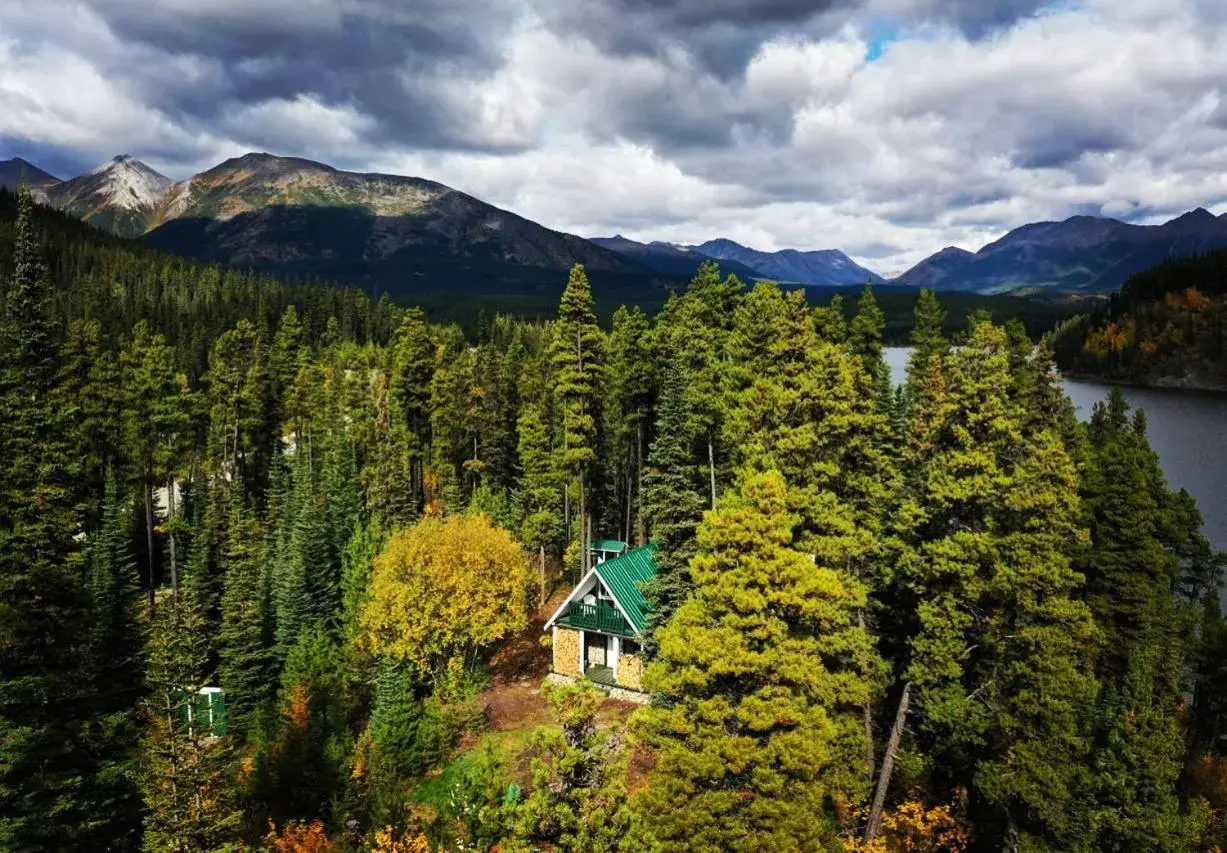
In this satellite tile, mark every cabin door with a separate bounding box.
[585,633,608,668]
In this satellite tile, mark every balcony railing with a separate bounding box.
[563,600,630,635]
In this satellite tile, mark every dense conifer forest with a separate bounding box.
[3,184,1227,852]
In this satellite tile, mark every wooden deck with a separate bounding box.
[585,664,615,686]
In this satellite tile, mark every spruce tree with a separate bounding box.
[120,321,192,615]
[640,364,706,657]
[218,483,273,737]
[1088,651,1207,851]
[896,322,1100,849]
[87,471,147,846]
[651,262,743,510]
[849,285,890,403]
[637,471,875,850]
[549,265,603,573]
[1081,389,1184,683]
[0,188,98,848]
[517,401,563,561]
[56,318,122,507]
[905,288,947,395]
[604,305,655,545]
[140,585,243,852]
[389,308,436,512]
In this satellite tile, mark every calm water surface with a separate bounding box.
[885,348,1227,552]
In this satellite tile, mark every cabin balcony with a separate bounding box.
[559,600,633,636]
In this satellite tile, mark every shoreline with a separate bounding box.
[1058,371,1227,397]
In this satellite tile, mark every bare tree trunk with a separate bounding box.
[539,546,547,607]
[579,471,588,579]
[145,478,156,617]
[625,441,634,546]
[707,433,717,511]
[1002,813,1020,853]
[864,682,911,845]
[636,417,647,545]
[167,474,179,613]
[859,611,875,779]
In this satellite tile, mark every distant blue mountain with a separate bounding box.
[594,234,884,286]
[684,238,885,286]
[894,208,1227,294]
[589,235,762,280]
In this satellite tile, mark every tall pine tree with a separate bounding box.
[0,188,100,848]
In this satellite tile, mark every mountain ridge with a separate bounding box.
[7,152,1227,296]
[0,157,60,190]
[895,208,1227,294]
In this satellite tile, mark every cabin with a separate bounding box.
[544,544,656,703]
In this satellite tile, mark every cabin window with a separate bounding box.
[623,639,640,656]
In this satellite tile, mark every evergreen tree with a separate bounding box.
[340,516,383,643]
[849,285,890,404]
[1088,651,1207,851]
[121,321,193,614]
[56,318,122,506]
[517,401,563,559]
[0,188,99,848]
[1081,389,1185,683]
[604,305,655,545]
[218,484,273,737]
[140,586,243,852]
[640,364,706,657]
[813,294,848,343]
[905,288,948,395]
[651,262,743,510]
[896,322,1100,849]
[87,471,147,846]
[256,628,351,827]
[516,681,639,852]
[637,471,874,850]
[389,308,436,513]
[549,265,603,573]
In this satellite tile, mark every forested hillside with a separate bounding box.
[1048,250,1227,389]
[3,184,1227,852]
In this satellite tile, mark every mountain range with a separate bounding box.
[895,208,1227,294]
[3,151,1226,297]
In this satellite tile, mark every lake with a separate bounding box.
[884,348,1227,553]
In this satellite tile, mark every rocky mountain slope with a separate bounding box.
[143,153,639,274]
[37,155,173,238]
[896,208,1227,294]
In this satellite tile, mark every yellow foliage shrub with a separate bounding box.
[360,513,529,681]
[843,801,968,853]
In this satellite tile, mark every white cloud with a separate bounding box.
[2,0,1227,276]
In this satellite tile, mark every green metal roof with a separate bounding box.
[594,545,657,635]
[591,539,629,553]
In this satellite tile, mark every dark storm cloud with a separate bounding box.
[1012,129,1126,170]
[537,0,853,79]
[909,0,1053,36]
[76,0,525,153]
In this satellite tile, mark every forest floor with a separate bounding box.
[414,575,641,807]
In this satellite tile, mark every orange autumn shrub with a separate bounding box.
[265,819,336,852]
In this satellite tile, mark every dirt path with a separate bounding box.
[471,587,638,742]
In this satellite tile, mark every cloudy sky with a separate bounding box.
[2,0,1226,274]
